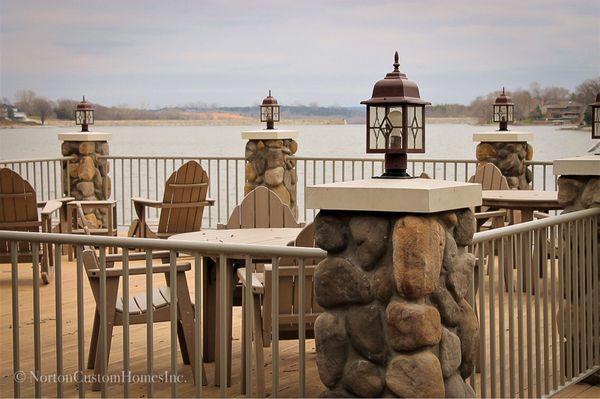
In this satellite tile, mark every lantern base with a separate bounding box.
[374,170,414,179]
[374,153,414,179]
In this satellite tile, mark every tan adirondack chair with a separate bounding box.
[469,163,510,230]
[219,185,302,229]
[74,204,206,390]
[129,160,212,239]
[237,223,321,396]
[0,168,71,284]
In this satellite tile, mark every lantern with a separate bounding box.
[492,87,514,131]
[590,93,600,139]
[361,52,430,178]
[75,96,94,132]
[260,90,280,130]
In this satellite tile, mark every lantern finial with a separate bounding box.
[268,89,271,97]
[393,51,400,72]
[83,95,86,102]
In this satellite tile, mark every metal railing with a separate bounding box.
[468,208,600,398]
[1,156,556,229]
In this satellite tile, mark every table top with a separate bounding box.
[168,227,303,246]
[482,190,561,209]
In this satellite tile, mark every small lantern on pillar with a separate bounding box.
[260,90,280,130]
[492,88,514,132]
[361,52,430,178]
[590,93,600,140]
[75,96,94,132]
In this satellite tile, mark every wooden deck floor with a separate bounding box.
[0,253,597,398]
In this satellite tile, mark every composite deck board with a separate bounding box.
[0,253,595,397]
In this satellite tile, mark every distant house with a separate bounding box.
[13,111,28,121]
[543,101,584,124]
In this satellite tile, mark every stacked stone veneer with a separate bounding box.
[62,140,111,227]
[244,138,298,212]
[557,176,600,213]
[476,141,533,189]
[313,208,479,398]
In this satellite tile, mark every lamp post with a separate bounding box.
[492,88,514,132]
[260,90,280,130]
[75,96,94,132]
[590,93,600,140]
[361,52,430,178]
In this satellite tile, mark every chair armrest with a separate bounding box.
[206,197,215,206]
[217,223,227,230]
[131,197,161,208]
[70,200,116,207]
[105,250,171,263]
[87,262,191,277]
[236,267,265,294]
[40,200,63,216]
[534,211,552,219]
[474,209,507,220]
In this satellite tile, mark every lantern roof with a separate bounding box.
[493,88,513,106]
[261,90,279,106]
[76,96,93,110]
[589,93,600,107]
[361,52,430,105]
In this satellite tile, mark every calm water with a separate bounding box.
[0,124,595,161]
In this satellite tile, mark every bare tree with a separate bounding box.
[572,77,600,105]
[14,89,36,114]
[31,97,54,124]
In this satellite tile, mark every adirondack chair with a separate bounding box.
[129,160,213,239]
[74,204,207,390]
[0,168,71,284]
[237,223,321,396]
[218,185,302,229]
[468,163,510,230]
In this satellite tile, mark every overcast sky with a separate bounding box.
[1,0,598,108]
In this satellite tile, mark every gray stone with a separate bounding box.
[444,373,475,398]
[319,387,352,398]
[457,299,479,379]
[76,181,95,197]
[315,257,372,308]
[440,328,462,378]
[342,359,384,397]
[386,351,445,398]
[266,148,285,169]
[245,141,257,161]
[447,252,476,301]
[314,212,348,253]
[454,208,476,246]
[371,265,394,303]
[558,176,585,206]
[315,312,348,388]
[345,303,386,364]
[442,231,458,273]
[386,301,442,352]
[581,178,600,208]
[430,279,462,327]
[348,215,389,271]
[264,166,284,186]
[266,139,283,148]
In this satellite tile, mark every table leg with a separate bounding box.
[202,257,216,363]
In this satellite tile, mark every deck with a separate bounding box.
[1,251,597,398]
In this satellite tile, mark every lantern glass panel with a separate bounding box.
[86,110,94,124]
[493,105,507,122]
[260,106,272,122]
[386,108,403,149]
[507,105,514,122]
[272,106,280,122]
[75,110,84,125]
[593,107,600,138]
[368,105,387,151]
[407,105,424,150]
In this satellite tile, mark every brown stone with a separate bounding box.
[98,158,109,175]
[315,312,348,388]
[270,184,291,206]
[343,359,384,397]
[84,213,101,228]
[314,212,348,253]
[438,211,458,230]
[266,148,285,169]
[386,301,442,351]
[581,178,600,208]
[289,140,298,154]
[69,162,79,178]
[348,215,389,271]
[386,351,445,398]
[430,278,462,327]
[257,140,265,151]
[371,265,394,303]
[346,303,386,364]
[454,208,476,246]
[442,231,458,273]
[314,257,372,308]
[476,143,496,161]
[447,252,476,301]
[266,139,283,149]
[506,176,520,189]
[319,387,351,398]
[76,181,95,197]
[264,166,284,186]
[392,216,445,299]
[78,156,96,181]
[558,177,585,206]
[244,182,256,196]
[79,142,95,155]
[457,299,479,379]
[98,142,109,155]
[440,328,462,378]
[444,373,475,398]
[102,176,111,199]
[245,162,257,182]
[526,144,533,160]
[498,152,521,176]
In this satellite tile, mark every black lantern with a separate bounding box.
[75,96,94,132]
[492,87,514,131]
[260,90,280,130]
[590,93,600,140]
[361,52,430,178]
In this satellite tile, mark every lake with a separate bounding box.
[0,124,595,161]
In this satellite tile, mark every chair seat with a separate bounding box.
[116,287,171,315]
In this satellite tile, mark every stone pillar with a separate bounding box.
[473,132,534,189]
[306,179,482,397]
[59,132,112,228]
[242,129,298,213]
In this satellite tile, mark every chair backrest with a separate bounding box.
[0,168,40,261]
[262,223,323,337]
[158,161,209,236]
[224,185,300,229]
[468,163,510,191]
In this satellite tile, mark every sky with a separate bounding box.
[1,0,599,108]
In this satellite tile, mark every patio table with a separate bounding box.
[168,227,303,387]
